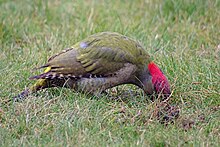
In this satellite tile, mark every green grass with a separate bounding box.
[0,0,219,146]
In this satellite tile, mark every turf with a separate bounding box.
[0,0,219,146]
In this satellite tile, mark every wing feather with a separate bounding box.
[31,32,150,80]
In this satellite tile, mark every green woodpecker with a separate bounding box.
[14,32,171,101]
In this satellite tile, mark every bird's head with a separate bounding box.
[143,62,171,99]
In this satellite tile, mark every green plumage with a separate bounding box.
[43,32,150,78]
[14,32,153,101]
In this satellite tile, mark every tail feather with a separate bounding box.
[30,65,81,80]
[29,66,54,79]
[13,89,30,102]
[29,72,54,79]
[13,79,48,102]
[12,66,52,102]
[32,64,49,71]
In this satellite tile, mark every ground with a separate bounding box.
[0,0,219,146]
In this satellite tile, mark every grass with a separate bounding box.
[0,0,219,146]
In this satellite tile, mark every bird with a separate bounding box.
[13,32,171,101]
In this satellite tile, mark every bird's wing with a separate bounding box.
[30,32,150,79]
[76,32,150,75]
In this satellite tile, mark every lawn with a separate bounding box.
[0,0,219,146]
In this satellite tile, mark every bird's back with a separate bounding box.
[33,32,151,79]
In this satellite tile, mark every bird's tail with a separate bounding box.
[12,66,52,102]
[13,79,48,102]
